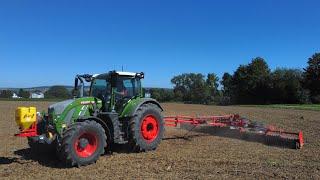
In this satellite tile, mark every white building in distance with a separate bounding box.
[12,93,21,99]
[30,91,44,98]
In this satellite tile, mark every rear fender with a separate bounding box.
[128,98,163,117]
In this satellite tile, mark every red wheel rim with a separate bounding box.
[141,115,159,142]
[74,132,98,158]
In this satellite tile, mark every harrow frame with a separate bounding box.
[164,115,304,149]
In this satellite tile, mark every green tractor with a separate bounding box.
[15,71,164,166]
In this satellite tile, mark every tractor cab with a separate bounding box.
[74,71,144,113]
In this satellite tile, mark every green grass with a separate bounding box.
[239,104,320,111]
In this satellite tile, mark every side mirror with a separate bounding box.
[144,88,151,98]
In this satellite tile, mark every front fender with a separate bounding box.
[77,116,112,144]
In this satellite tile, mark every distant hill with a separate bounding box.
[0,86,75,93]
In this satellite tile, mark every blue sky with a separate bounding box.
[0,0,319,88]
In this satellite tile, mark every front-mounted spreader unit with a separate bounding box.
[14,70,304,167]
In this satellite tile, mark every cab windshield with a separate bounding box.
[90,78,110,100]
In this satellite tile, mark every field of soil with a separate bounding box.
[0,101,319,179]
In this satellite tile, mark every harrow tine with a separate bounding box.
[264,131,303,149]
[164,114,304,149]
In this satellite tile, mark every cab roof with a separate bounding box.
[95,71,144,79]
[115,71,137,77]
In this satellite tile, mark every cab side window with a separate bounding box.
[123,79,134,97]
[116,77,141,97]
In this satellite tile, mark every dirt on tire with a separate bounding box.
[0,101,319,179]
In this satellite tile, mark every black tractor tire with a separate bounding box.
[128,103,164,152]
[58,120,107,167]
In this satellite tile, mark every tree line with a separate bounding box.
[152,52,320,104]
[0,86,71,99]
[0,89,31,98]
[1,52,319,104]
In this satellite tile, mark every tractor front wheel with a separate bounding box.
[128,103,164,152]
[58,120,107,167]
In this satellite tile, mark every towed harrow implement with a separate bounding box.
[164,114,304,149]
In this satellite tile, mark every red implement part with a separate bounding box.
[14,122,38,137]
[165,115,244,127]
[164,115,304,149]
[265,129,304,149]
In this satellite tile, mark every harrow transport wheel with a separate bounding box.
[59,120,107,167]
[128,103,164,152]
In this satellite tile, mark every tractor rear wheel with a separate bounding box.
[58,120,107,167]
[128,103,164,152]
